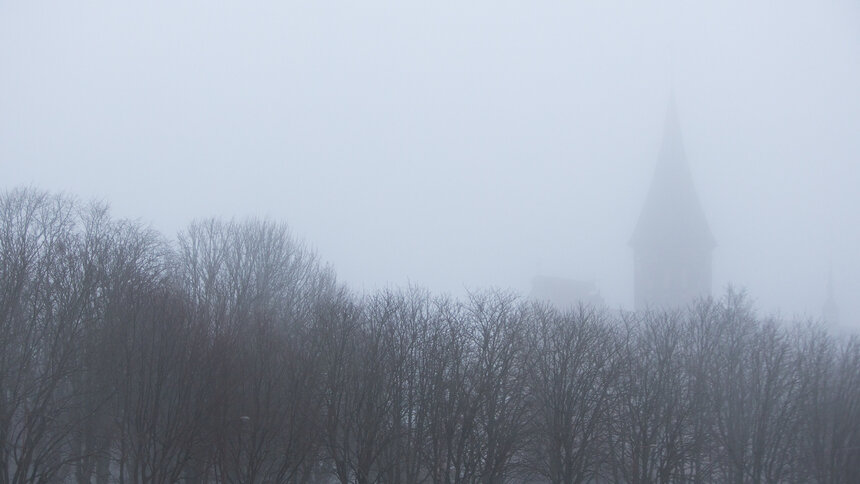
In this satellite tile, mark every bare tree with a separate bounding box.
[794,328,860,483]
[70,206,166,484]
[465,291,531,483]
[676,298,725,483]
[0,188,104,483]
[710,292,801,484]
[829,338,860,483]
[370,289,437,484]
[421,296,480,484]
[109,286,213,484]
[177,218,337,484]
[608,309,696,484]
[525,303,620,484]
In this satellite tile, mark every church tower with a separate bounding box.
[631,97,715,310]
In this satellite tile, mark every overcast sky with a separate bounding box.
[2,0,859,327]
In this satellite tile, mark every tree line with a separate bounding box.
[1,187,858,484]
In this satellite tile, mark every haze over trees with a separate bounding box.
[3,1,858,324]
[1,187,858,483]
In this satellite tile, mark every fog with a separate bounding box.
[2,0,859,326]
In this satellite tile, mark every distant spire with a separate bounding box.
[823,269,839,326]
[630,95,715,250]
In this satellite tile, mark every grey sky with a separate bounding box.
[2,0,859,327]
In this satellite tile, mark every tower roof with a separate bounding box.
[631,96,715,250]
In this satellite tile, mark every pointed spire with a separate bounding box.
[630,95,715,250]
[823,268,839,326]
[658,91,686,171]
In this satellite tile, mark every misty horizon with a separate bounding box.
[2,0,858,327]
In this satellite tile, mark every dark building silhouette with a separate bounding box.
[631,97,715,310]
[530,275,604,309]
